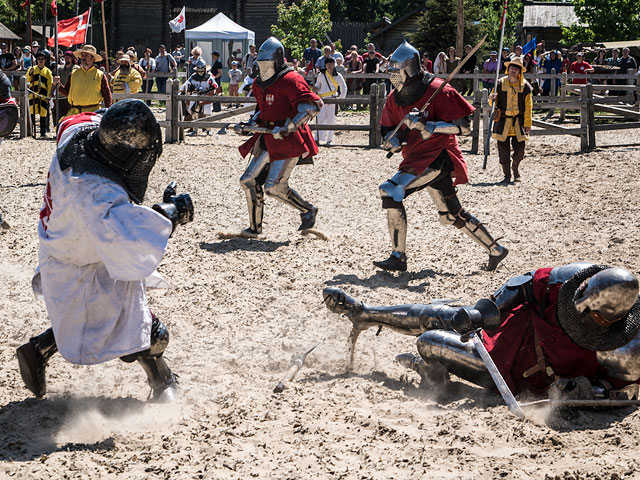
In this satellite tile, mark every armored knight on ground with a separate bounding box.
[233,37,323,237]
[180,58,218,136]
[376,41,508,272]
[16,100,194,402]
[324,263,640,399]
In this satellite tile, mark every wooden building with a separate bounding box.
[522,0,582,50]
[0,21,21,49]
[368,7,425,55]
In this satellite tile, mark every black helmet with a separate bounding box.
[89,99,162,203]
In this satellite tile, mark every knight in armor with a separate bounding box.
[16,100,194,402]
[233,37,323,237]
[377,41,508,272]
[323,263,640,399]
[180,58,218,136]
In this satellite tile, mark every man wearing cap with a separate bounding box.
[569,52,594,85]
[499,47,510,73]
[492,56,532,183]
[154,45,176,95]
[54,45,112,118]
[482,51,499,91]
[26,51,53,137]
[324,263,640,400]
[110,54,143,98]
[0,43,18,71]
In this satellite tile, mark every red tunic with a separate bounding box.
[238,71,320,161]
[380,78,474,185]
[482,268,608,396]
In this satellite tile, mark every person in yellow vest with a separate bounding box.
[26,50,53,137]
[53,44,112,118]
[110,54,142,99]
[313,57,347,145]
[491,56,533,184]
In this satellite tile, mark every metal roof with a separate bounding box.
[523,4,582,28]
[0,21,21,41]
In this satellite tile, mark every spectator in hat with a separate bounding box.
[110,54,143,99]
[482,51,499,90]
[27,50,53,137]
[139,48,156,99]
[154,44,176,95]
[227,60,243,107]
[22,46,33,69]
[569,52,594,85]
[0,43,18,71]
[499,47,510,73]
[31,41,40,57]
[54,44,112,118]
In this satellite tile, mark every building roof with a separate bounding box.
[0,21,21,41]
[523,3,582,28]
[370,7,426,39]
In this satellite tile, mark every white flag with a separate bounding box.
[169,6,186,33]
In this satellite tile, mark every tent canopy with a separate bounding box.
[185,12,255,42]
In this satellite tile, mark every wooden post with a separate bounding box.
[559,72,567,122]
[471,88,482,154]
[579,85,588,151]
[19,75,28,138]
[550,68,557,97]
[375,82,386,146]
[481,88,489,154]
[586,83,595,149]
[472,66,479,95]
[635,73,640,112]
[369,83,378,148]
[456,0,464,57]
[165,78,173,143]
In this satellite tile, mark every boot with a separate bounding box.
[299,206,318,231]
[487,246,509,271]
[512,160,521,182]
[499,162,511,184]
[137,354,179,403]
[457,212,509,271]
[373,251,407,272]
[16,328,58,398]
[395,353,451,389]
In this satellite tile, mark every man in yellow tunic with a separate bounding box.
[110,54,143,99]
[26,51,53,137]
[54,45,112,118]
[492,56,533,183]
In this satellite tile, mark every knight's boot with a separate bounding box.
[512,160,521,182]
[395,352,451,389]
[137,354,179,403]
[323,287,501,336]
[374,207,407,272]
[242,187,264,237]
[500,162,511,184]
[299,204,318,231]
[457,211,509,271]
[16,328,58,398]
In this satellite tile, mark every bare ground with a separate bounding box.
[1,112,640,479]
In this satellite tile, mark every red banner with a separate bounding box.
[47,8,91,48]
[50,0,57,16]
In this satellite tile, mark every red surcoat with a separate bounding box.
[380,78,474,185]
[482,268,608,396]
[239,71,320,161]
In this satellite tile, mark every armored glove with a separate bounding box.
[152,181,194,233]
[403,109,435,140]
[271,118,296,140]
[382,130,404,153]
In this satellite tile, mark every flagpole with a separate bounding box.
[482,0,509,169]
[100,2,109,73]
[27,2,33,54]
[54,5,59,125]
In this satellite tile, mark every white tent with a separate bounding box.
[185,13,255,79]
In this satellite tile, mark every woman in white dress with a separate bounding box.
[314,57,347,145]
[433,51,448,75]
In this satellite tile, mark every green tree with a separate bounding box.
[328,0,424,23]
[271,0,333,61]
[410,0,485,56]
[562,0,640,44]
[480,0,523,55]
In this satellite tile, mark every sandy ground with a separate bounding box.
[1,110,640,479]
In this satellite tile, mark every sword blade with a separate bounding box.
[470,331,525,419]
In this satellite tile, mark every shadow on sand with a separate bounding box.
[324,268,456,294]
[200,239,290,254]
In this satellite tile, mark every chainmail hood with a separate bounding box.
[556,264,640,351]
[394,71,436,106]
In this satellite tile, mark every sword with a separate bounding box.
[386,35,487,158]
[468,330,525,419]
[273,343,320,393]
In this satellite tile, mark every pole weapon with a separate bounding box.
[273,343,319,394]
[482,0,509,169]
[386,35,487,159]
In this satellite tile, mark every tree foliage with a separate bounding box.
[271,0,333,61]
[0,0,92,39]
[328,0,424,23]
[479,0,523,55]
[562,0,640,44]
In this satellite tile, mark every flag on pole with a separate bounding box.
[51,0,57,16]
[47,8,91,47]
[169,6,186,33]
[20,0,30,9]
[522,36,537,56]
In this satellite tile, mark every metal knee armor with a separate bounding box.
[264,158,313,212]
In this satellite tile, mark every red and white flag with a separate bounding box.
[169,6,186,33]
[47,8,91,48]
[50,0,57,16]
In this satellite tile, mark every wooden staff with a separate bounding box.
[100,1,109,73]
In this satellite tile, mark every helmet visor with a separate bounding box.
[258,60,276,81]
[389,71,406,91]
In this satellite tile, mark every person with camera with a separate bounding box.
[16,100,194,403]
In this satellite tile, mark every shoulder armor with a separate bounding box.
[548,262,595,285]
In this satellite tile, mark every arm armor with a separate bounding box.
[290,102,321,129]
[152,182,194,233]
[489,272,535,314]
[403,113,472,139]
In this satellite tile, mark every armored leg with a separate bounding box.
[264,158,318,230]
[120,315,178,403]
[323,287,500,335]
[415,330,493,389]
[16,328,59,398]
[426,184,508,271]
[239,147,270,236]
